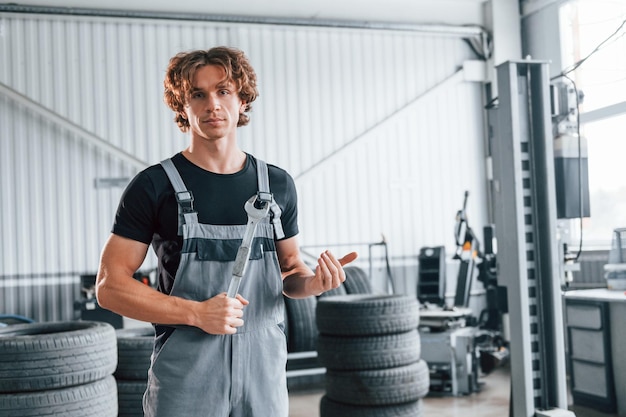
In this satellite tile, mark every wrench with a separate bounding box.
[226,194,271,298]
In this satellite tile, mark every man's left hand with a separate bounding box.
[309,251,358,295]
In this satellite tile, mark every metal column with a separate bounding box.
[489,61,573,417]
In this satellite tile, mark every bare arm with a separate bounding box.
[95,234,248,334]
[278,236,357,299]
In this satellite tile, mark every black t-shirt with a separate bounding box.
[112,152,299,294]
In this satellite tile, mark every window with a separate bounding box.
[559,0,626,249]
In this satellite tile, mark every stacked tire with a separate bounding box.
[284,295,319,354]
[316,294,429,417]
[114,327,154,417]
[0,321,118,416]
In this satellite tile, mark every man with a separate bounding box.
[96,46,357,417]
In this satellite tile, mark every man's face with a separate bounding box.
[183,65,246,142]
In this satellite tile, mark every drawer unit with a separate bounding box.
[565,300,616,413]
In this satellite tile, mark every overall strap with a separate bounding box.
[161,158,198,235]
[255,159,285,239]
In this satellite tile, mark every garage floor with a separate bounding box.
[288,365,620,417]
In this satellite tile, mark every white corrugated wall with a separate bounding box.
[0,11,488,320]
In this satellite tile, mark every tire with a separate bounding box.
[117,380,147,417]
[320,396,423,417]
[0,375,118,417]
[284,295,318,352]
[317,329,421,371]
[316,294,420,336]
[342,267,372,294]
[0,321,117,393]
[325,359,430,406]
[115,327,154,380]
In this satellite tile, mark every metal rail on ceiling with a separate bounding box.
[0,4,486,39]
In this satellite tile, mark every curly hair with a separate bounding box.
[163,47,258,132]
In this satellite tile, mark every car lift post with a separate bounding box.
[489,60,574,417]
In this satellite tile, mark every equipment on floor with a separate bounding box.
[417,191,480,331]
[476,224,508,332]
[453,191,480,307]
[417,193,480,395]
[417,246,446,307]
[419,325,479,396]
[418,192,510,396]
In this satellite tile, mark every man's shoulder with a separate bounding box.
[125,154,183,198]
[265,162,295,193]
[254,156,290,179]
[148,152,192,178]
[267,162,291,178]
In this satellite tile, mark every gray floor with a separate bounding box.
[288,365,619,417]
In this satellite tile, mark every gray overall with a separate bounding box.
[143,158,288,417]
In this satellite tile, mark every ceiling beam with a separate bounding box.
[0,81,148,171]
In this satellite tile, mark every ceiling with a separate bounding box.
[5,0,489,26]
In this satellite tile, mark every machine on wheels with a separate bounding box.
[419,191,508,396]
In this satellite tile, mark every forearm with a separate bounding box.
[96,268,200,327]
[96,235,247,335]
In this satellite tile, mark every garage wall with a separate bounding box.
[0,11,488,320]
